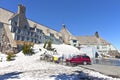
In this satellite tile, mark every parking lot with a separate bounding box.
[79,64,120,78]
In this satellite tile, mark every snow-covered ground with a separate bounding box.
[0,44,120,80]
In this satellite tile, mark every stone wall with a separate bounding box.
[0,23,3,52]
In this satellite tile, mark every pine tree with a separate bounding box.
[47,41,52,50]
[43,41,47,48]
[22,43,34,55]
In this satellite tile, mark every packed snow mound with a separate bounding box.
[0,44,120,80]
[32,44,82,58]
[0,52,7,62]
[52,44,81,57]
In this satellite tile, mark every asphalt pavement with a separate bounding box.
[79,64,120,78]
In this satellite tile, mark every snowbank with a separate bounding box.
[52,44,81,58]
[0,44,120,80]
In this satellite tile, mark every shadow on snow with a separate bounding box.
[0,71,22,80]
[50,70,106,80]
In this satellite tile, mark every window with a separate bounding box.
[36,29,42,33]
[26,37,29,41]
[50,33,54,37]
[102,46,107,49]
[97,46,99,49]
[31,38,34,42]
[12,21,17,26]
[15,35,20,40]
[14,22,17,26]
[21,36,25,41]
[59,37,62,40]
[31,32,34,36]
[11,27,16,32]
[34,39,36,43]
[24,25,27,29]
[39,30,42,33]
[39,36,41,39]
[16,28,21,34]
[28,31,30,35]
[73,40,77,43]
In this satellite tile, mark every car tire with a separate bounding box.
[71,62,74,67]
[89,62,91,65]
[83,61,87,65]
[66,62,71,66]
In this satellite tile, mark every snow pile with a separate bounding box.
[0,44,120,80]
[52,44,81,58]
[33,44,82,58]
[0,52,7,62]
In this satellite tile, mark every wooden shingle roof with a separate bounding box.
[76,36,110,45]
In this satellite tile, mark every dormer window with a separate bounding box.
[73,40,77,43]
[11,21,17,26]
[50,33,54,37]
[59,37,62,40]
[36,29,42,33]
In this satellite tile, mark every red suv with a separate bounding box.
[66,55,91,66]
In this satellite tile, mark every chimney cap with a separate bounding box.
[18,4,25,7]
[95,31,99,38]
[18,4,26,14]
[62,24,66,28]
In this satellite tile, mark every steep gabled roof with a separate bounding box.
[9,13,19,21]
[60,24,72,36]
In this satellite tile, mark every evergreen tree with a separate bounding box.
[22,43,34,55]
[47,41,52,51]
[43,41,47,48]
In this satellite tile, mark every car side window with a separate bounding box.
[83,56,89,58]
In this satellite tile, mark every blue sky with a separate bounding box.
[0,0,120,49]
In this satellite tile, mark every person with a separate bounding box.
[0,58,2,62]
[95,52,99,58]
[53,50,57,55]
[95,52,99,64]
[39,48,41,51]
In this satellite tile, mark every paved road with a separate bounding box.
[79,64,120,78]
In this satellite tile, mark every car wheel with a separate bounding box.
[66,62,71,66]
[83,61,87,65]
[71,63,74,67]
[89,62,91,65]
[68,62,72,66]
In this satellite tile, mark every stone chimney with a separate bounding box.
[17,4,26,28]
[18,4,26,17]
[95,31,99,38]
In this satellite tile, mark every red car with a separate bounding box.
[66,55,91,66]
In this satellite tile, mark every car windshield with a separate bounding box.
[82,55,90,58]
[73,55,81,58]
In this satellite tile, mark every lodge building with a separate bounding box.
[0,4,118,55]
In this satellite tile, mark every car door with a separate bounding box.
[78,55,83,63]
